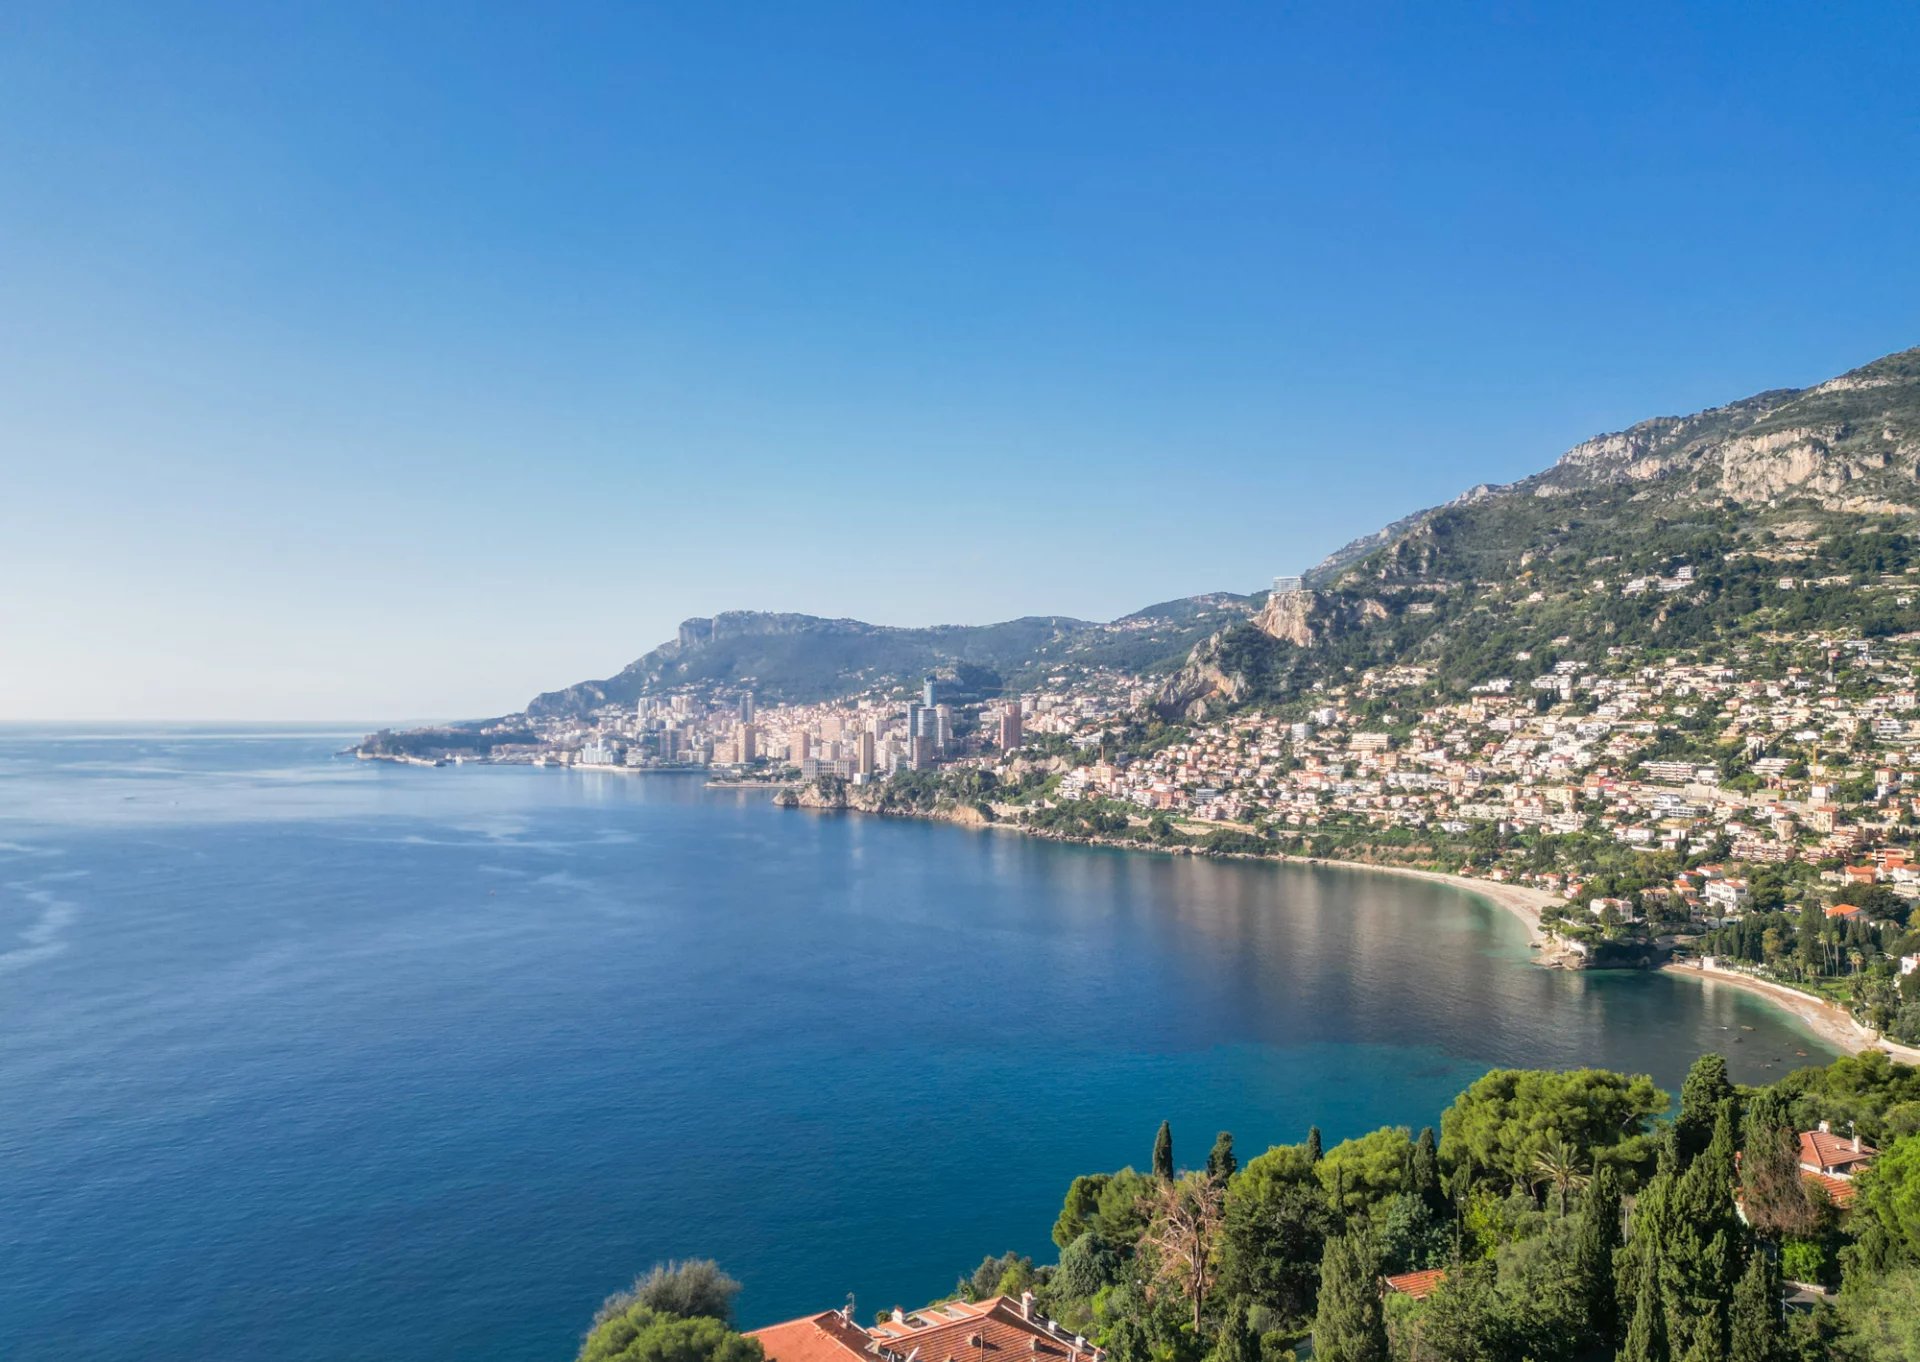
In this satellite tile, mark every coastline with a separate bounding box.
[1657,959,1920,1063]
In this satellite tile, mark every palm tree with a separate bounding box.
[1530,1138,1591,1215]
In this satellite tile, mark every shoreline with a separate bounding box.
[1658,959,1920,1063]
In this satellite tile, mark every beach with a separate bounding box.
[1659,958,1920,1063]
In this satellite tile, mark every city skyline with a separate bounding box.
[2,4,1917,720]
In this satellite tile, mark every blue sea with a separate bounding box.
[0,727,1834,1360]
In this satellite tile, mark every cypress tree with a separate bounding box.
[1663,1103,1743,1359]
[1207,1130,1237,1184]
[1306,1125,1323,1164]
[1619,1253,1668,1362]
[1212,1299,1258,1362]
[1153,1121,1174,1181]
[1674,1054,1734,1167]
[1578,1164,1624,1349]
[1411,1126,1439,1206]
[1728,1252,1780,1362]
[1312,1231,1387,1362]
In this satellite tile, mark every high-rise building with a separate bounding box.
[909,733,935,770]
[855,730,875,776]
[905,702,923,745]
[997,705,1023,751]
[736,723,757,762]
[739,693,756,725]
[922,676,940,708]
[934,704,953,752]
[791,731,812,763]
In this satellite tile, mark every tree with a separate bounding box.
[1855,1134,1920,1262]
[1415,1257,1514,1362]
[1207,1131,1237,1185]
[1574,1165,1622,1350]
[1307,1126,1323,1163]
[1312,1230,1387,1362]
[1053,1173,1113,1248]
[1056,1232,1117,1301]
[1674,1054,1734,1168]
[1439,1068,1666,1191]
[1219,1143,1331,1326]
[578,1307,764,1362]
[1208,1299,1258,1362]
[1728,1252,1781,1362]
[1154,1120,1175,1182]
[1531,1135,1591,1216]
[597,1261,744,1327]
[1139,1171,1226,1332]
[1659,1104,1744,1360]
[966,1252,1035,1302]
[1835,1267,1920,1362]
[1740,1090,1821,1242]
[1619,1255,1668,1362]
[1317,1127,1413,1218]
[1410,1126,1440,1208]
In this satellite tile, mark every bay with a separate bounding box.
[0,727,1834,1361]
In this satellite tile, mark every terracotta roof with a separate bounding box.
[1382,1269,1448,1301]
[1798,1129,1877,1176]
[751,1312,879,1362]
[868,1298,1102,1362]
[1803,1170,1859,1209]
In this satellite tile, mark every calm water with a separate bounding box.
[0,727,1834,1361]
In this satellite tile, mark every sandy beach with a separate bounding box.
[1659,959,1920,1063]
[1271,856,1554,947]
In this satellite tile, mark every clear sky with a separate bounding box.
[2,3,1916,721]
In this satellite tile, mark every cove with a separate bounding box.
[0,728,1835,1362]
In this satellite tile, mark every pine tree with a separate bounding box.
[1153,1121,1174,1181]
[1578,1165,1624,1350]
[1728,1252,1780,1362]
[1306,1126,1323,1164]
[1674,1054,1734,1167]
[1312,1231,1387,1362]
[1207,1131,1237,1184]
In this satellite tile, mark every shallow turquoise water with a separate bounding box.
[0,727,1833,1360]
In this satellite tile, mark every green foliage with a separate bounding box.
[1781,1237,1827,1285]
[1369,1193,1449,1275]
[1154,1121,1175,1181]
[1438,1067,1666,1190]
[1728,1251,1782,1362]
[1054,1174,1113,1249]
[1316,1128,1413,1218]
[1219,1144,1330,1327]
[1835,1266,1920,1361]
[1574,1165,1623,1350]
[965,1251,1036,1302]
[1054,1232,1118,1301]
[577,1307,764,1362]
[1207,1131,1237,1184]
[1674,1053,1734,1167]
[1311,1231,1386,1362]
[596,1261,743,1327]
[1855,1134,1920,1263]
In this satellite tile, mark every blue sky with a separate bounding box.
[1,3,1916,720]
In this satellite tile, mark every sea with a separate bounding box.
[0,725,1836,1361]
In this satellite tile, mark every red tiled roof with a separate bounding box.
[1382,1269,1448,1301]
[868,1298,1102,1362]
[1804,1170,1859,1209]
[1798,1129,1877,1176]
[751,1312,881,1362]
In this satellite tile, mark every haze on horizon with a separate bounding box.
[2,3,1916,722]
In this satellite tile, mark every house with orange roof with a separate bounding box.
[1382,1269,1447,1300]
[1796,1123,1878,1209]
[752,1296,1104,1362]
